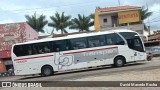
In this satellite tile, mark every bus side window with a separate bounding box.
[33,46,38,54]
[70,37,88,50]
[28,46,33,55]
[106,37,113,45]
[38,42,51,54]
[13,45,24,56]
[51,41,56,52]
[88,35,106,48]
[54,40,68,52]
[44,46,50,53]
[106,33,124,45]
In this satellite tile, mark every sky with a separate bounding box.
[0,0,160,34]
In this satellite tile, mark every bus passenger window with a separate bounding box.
[88,35,106,47]
[39,49,44,54]
[70,37,88,50]
[55,46,59,52]
[73,44,78,50]
[106,38,113,45]
[106,33,124,45]
[78,42,87,49]
[33,47,38,54]
[54,40,70,52]
[13,44,34,56]
[28,49,32,55]
[44,46,50,53]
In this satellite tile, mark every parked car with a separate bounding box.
[147,53,153,61]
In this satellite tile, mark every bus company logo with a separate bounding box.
[83,48,118,57]
[54,52,74,69]
[2,82,12,87]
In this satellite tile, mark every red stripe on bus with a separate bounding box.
[14,55,54,61]
[64,46,118,54]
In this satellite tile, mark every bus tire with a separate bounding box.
[41,65,53,76]
[114,57,125,67]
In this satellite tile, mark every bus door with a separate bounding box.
[132,38,145,61]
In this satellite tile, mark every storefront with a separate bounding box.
[94,5,144,35]
[0,22,38,74]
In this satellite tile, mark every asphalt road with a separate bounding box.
[17,57,160,81]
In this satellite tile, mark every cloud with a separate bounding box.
[0,8,24,22]
[121,0,160,7]
[0,19,14,24]
[143,3,160,30]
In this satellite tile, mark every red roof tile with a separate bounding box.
[99,5,141,12]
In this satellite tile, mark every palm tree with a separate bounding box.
[70,14,94,32]
[48,12,72,34]
[89,13,95,20]
[25,13,48,33]
[141,6,152,30]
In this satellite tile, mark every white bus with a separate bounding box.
[12,29,146,76]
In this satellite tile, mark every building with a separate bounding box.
[0,22,38,73]
[94,5,144,35]
[145,40,160,57]
[148,30,160,41]
[144,30,160,57]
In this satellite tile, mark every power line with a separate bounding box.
[145,19,160,23]
[149,15,160,22]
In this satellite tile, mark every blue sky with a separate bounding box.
[0,0,160,34]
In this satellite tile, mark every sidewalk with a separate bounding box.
[75,68,160,81]
[152,57,160,60]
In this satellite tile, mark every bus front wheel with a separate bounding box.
[41,65,53,76]
[114,57,125,67]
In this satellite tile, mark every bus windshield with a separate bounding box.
[119,32,145,52]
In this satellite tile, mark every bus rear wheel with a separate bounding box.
[41,66,53,76]
[114,57,125,67]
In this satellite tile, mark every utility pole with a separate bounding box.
[146,3,151,35]
[118,0,121,6]
[148,26,151,35]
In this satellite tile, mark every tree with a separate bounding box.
[70,14,94,32]
[25,13,48,33]
[141,6,152,30]
[89,13,95,20]
[48,12,72,34]
[141,7,152,21]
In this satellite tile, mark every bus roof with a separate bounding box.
[14,29,135,45]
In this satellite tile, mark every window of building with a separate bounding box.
[88,35,106,48]
[103,18,107,23]
[70,37,88,50]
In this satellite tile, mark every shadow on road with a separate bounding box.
[19,62,146,80]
